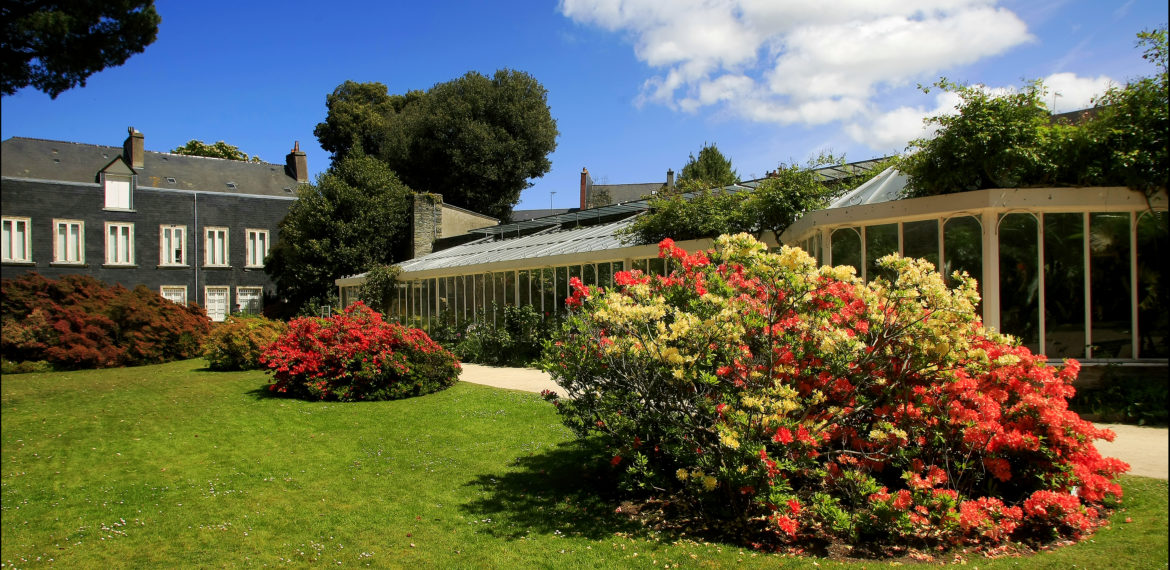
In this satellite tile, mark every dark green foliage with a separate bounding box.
[203,315,287,371]
[357,264,401,313]
[620,155,842,245]
[313,70,559,221]
[902,28,1167,198]
[1070,370,1169,426]
[2,0,161,98]
[265,151,412,316]
[677,142,738,187]
[171,140,261,162]
[432,304,553,367]
[1,273,210,369]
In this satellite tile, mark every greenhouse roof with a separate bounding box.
[397,216,639,273]
[826,167,908,208]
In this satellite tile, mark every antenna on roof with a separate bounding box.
[550,191,556,209]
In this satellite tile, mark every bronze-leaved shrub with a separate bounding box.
[204,315,288,371]
[542,234,1128,551]
[260,302,460,401]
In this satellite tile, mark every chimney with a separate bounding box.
[666,168,674,189]
[123,127,144,170]
[580,167,590,209]
[286,141,308,183]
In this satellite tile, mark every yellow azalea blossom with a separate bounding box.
[702,476,719,491]
[676,468,689,481]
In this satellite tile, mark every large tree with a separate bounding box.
[2,0,161,98]
[171,140,261,162]
[677,142,739,188]
[265,150,413,315]
[314,69,558,221]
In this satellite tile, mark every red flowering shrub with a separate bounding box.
[542,234,1128,552]
[261,302,460,401]
[204,315,288,371]
[1,273,210,369]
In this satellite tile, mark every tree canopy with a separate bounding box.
[620,155,843,245]
[901,27,1167,198]
[265,151,413,316]
[2,0,160,98]
[313,69,559,221]
[677,142,739,188]
[171,140,261,162]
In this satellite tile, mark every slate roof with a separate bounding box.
[510,208,578,221]
[1,137,301,197]
[591,182,664,204]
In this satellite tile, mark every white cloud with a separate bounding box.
[1042,72,1114,112]
[561,0,1057,150]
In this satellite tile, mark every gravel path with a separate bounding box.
[458,364,1168,480]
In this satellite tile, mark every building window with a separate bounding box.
[54,219,84,264]
[2,216,33,263]
[105,222,134,265]
[237,286,263,315]
[245,229,269,267]
[205,227,228,266]
[160,225,186,266]
[205,286,230,322]
[103,173,134,209]
[160,286,187,305]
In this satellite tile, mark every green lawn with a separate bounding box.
[2,360,1166,568]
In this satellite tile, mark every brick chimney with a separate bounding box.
[666,168,674,189]
[580,167,590,209]
[285,141,308,183]
[123,127,144,169]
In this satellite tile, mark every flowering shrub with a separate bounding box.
[542,234,1128,551]
[204,315,288,371]
[261,302,460,401]
[1,273,210,369]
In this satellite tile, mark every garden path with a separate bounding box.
[457,364,1168,480]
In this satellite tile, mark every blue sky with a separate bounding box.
[2,0,1165,212]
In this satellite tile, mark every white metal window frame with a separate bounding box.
[205,285,230,322]
[245,228,269,268]
[160,285,187,305]
[159,224,186,266]
[104,222,134,266]
[53,219,85,265]
[2,216,33,263]
[237,286,264,314]
[204,227,229,267]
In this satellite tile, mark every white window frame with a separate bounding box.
[102,173,134,210]
[237,286,264,314]
[245,229,269,268]
[104,222,134,266]
[159,225,187,266]
[204,227,229,267]
[205,285,230,322]
[2,216,33,263]
[160,285,187,305]
[53,219,85,265]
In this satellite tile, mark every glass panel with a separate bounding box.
[555,266,568,313]
[998,213,1040,352]
[518,270,530,308]
[830,227,862,277]
[1090,213,1132,358]
[1043,213,1086,358]
[597,262,611,288]
[583,263,597,287]
[865,223,899,281]
[504,271,516,307]
[632,259,648,273]
[648,258,666,277]
[903,220,939,269]
[943,216,983,293]
[1137,211,1168,357]
[475,274,487,323]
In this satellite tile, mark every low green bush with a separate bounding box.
[543,234,1128,553]
[433,304,554,367]
[203,315,288,371]
[261,302,459,401]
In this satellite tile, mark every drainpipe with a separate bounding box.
[193,193,199,304]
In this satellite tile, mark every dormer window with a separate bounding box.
[99,156,136,211]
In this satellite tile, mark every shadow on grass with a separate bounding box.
[460,438,644,541]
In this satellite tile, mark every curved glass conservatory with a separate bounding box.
[339,168,1167,365]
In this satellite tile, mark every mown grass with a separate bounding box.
[2,360,1166,568]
